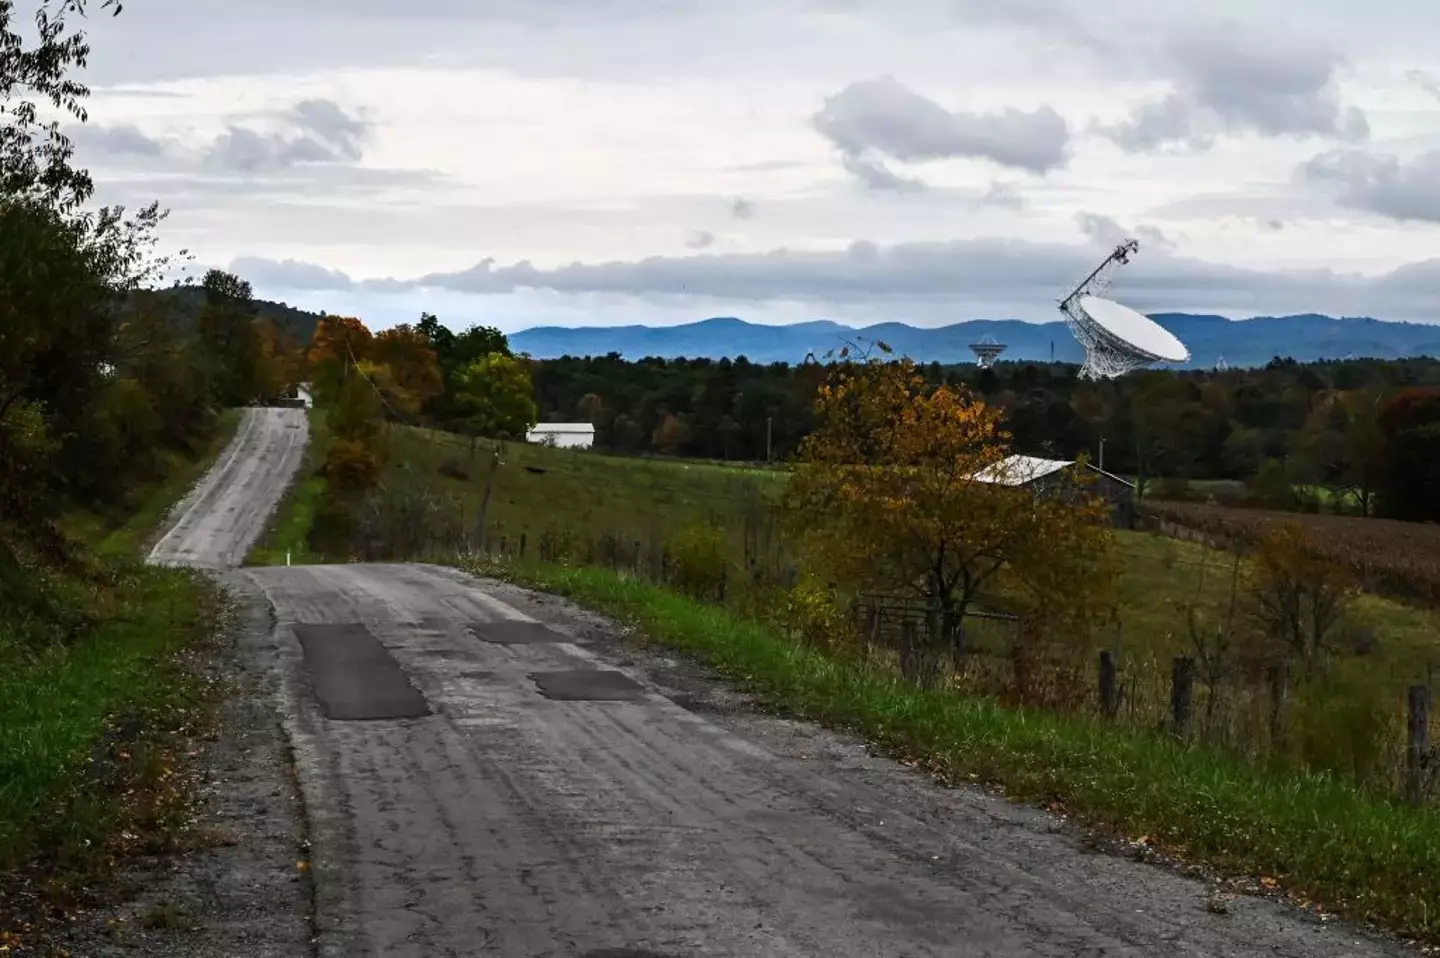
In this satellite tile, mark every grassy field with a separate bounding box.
[358,424,784,560]
[463,559,1440,942]
[0,409,238,910]
[290,425,1440,680]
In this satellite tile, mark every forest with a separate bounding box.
[527,351,1440,519]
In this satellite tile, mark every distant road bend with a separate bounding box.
[148,405,308,569]
[153,405,1403,958]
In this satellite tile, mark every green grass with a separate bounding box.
[471,558,1440,942]
[0,409,241,885]
[0,567,219,867]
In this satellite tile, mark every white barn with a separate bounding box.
[526,422,595,449]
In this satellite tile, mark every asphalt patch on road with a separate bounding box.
[294,623,432,720]
[470,620,576,645]
[528,669,647,701]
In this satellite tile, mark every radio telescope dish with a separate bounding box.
[1057,239,1192,379]
[969,333,1007,369]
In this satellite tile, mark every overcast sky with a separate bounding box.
[56,0,1440,331]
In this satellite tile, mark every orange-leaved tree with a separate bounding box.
[373,323,444,415]
[306,316,374,405]
[783,352,1117,657]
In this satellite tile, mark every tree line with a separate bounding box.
[527,351,1440,522]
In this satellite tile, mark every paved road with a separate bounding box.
[239,561,1404,958]
[148,406,309,569]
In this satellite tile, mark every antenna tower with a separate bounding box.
[969,333,1007,369]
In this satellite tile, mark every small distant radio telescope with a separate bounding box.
[1057,239,1191,379]
[969,333,1007,369]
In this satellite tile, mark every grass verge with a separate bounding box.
[1,410,242,947]
[466,557,1440,945]
[0,568,223,868]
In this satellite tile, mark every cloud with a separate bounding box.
[1299,149,1440,223]
[1407,68,1440,100]
[67,122,169,157]
[730,197,754,219]
[685,229,716,249]
[1099,24,1368,152]
[812,76,1071,180]
[229,256,358,291]
[203,98,371,173]
[228,236,1440,322]
[839,151,927,192]
[1075,213,1176,252]
[979,181,1024,210]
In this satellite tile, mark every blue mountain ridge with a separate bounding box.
[509,314,1440,369]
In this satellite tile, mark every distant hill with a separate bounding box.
[510,314,1440,369]
[145,286,328,344]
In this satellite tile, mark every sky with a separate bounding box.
[51,0,1440,332]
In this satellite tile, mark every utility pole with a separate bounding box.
[766,416,773,464]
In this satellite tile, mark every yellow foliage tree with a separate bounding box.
[784,354,1117,656]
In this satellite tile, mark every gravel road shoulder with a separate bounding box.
[38,578,313,958]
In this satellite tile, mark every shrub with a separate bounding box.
[307,492,356,558]
[1152,477,1195,501]
[1287,665,1398,791]
[776,572,854,656]
[325,439,380,493]
[665,523,730,603]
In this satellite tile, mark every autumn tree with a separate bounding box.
[373,323,444,414]
[450,353,537,440]
[784,355,1117,659]
[1246,521,1352,676]
[305,315,375,405]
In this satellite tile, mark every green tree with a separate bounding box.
[451,353,537,440]
[195,269,264,405]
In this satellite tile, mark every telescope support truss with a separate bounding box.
[1058,239,1145,380]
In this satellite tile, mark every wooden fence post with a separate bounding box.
[1267,662,1290,752]
[1170,656,1195,739]
[1099,650,1119,719]
[1407,684,1430,805]
[900,620,921,684]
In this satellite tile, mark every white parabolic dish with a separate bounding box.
[1076,295,1189,363]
